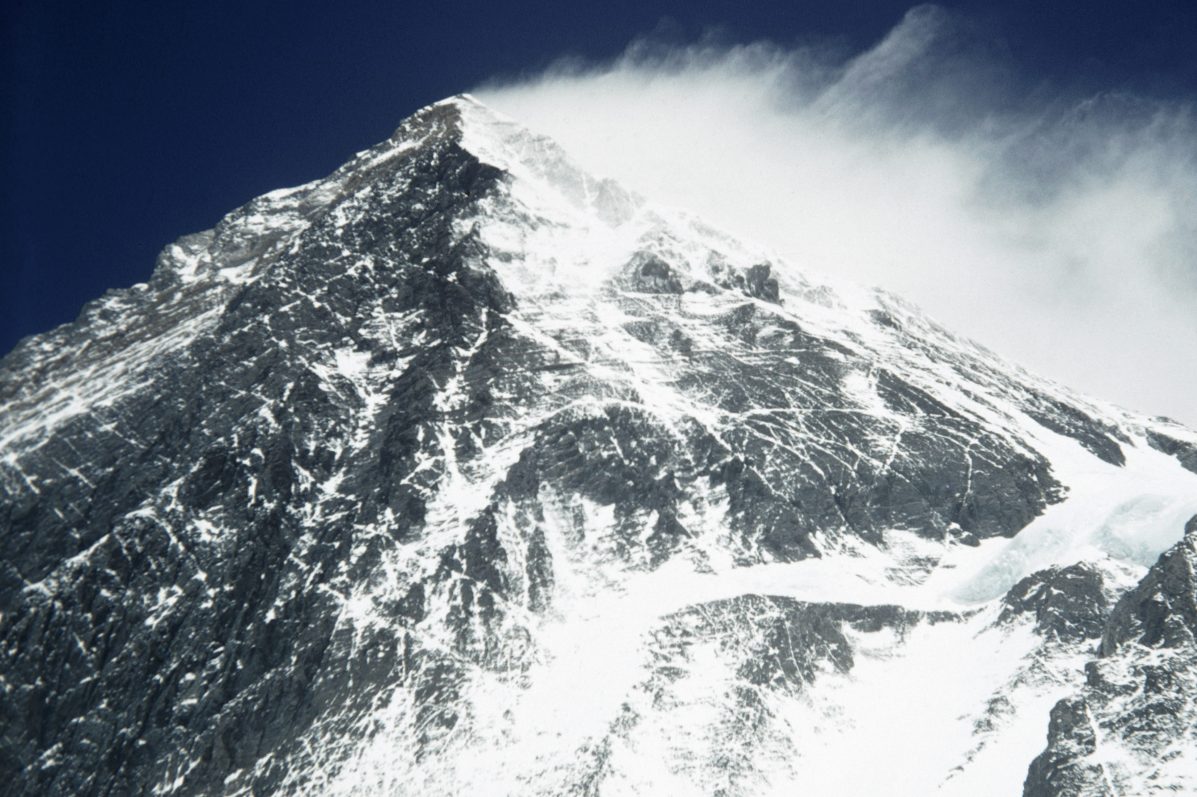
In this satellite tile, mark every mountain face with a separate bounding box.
[2,95,1196,796]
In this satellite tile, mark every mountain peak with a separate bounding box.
[386,93,488,147]
[4,95,1197,796]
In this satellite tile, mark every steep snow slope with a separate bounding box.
[1,95,1196,796]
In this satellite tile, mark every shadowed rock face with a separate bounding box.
[2,97,1196,796]
[1101,514,1197,655]
[998,563,1109,643]
[1023,697,1114,797]
[1146,430,1197,474]
[0,101,519,797]
[1023,518,1197,797]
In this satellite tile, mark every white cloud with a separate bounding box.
[475,5,1197,425]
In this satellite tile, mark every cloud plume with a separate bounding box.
[475,5,1197,425]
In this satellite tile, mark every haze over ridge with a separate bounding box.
[475,5,1197,425]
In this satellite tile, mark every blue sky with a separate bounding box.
[4,1,1197,418]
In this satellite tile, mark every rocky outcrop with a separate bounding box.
[998,563,1110,642]
[1023,517,1197,797]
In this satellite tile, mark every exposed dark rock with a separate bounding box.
[1146,430,1197,475]
[620,252,686,294]
[1023,393,1127,467]
[999,563,1109,642]
[1023,519,1197,797]
[1101,518,1197,655]
[1023,697,1112,797]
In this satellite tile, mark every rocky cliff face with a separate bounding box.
[1024,517,1197,797]
[2,96,1196,796]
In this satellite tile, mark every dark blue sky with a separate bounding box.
[4,0,1197,356]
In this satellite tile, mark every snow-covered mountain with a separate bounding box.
[2,95,1196,796]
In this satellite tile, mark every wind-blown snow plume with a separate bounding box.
[475,4,1197,425]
